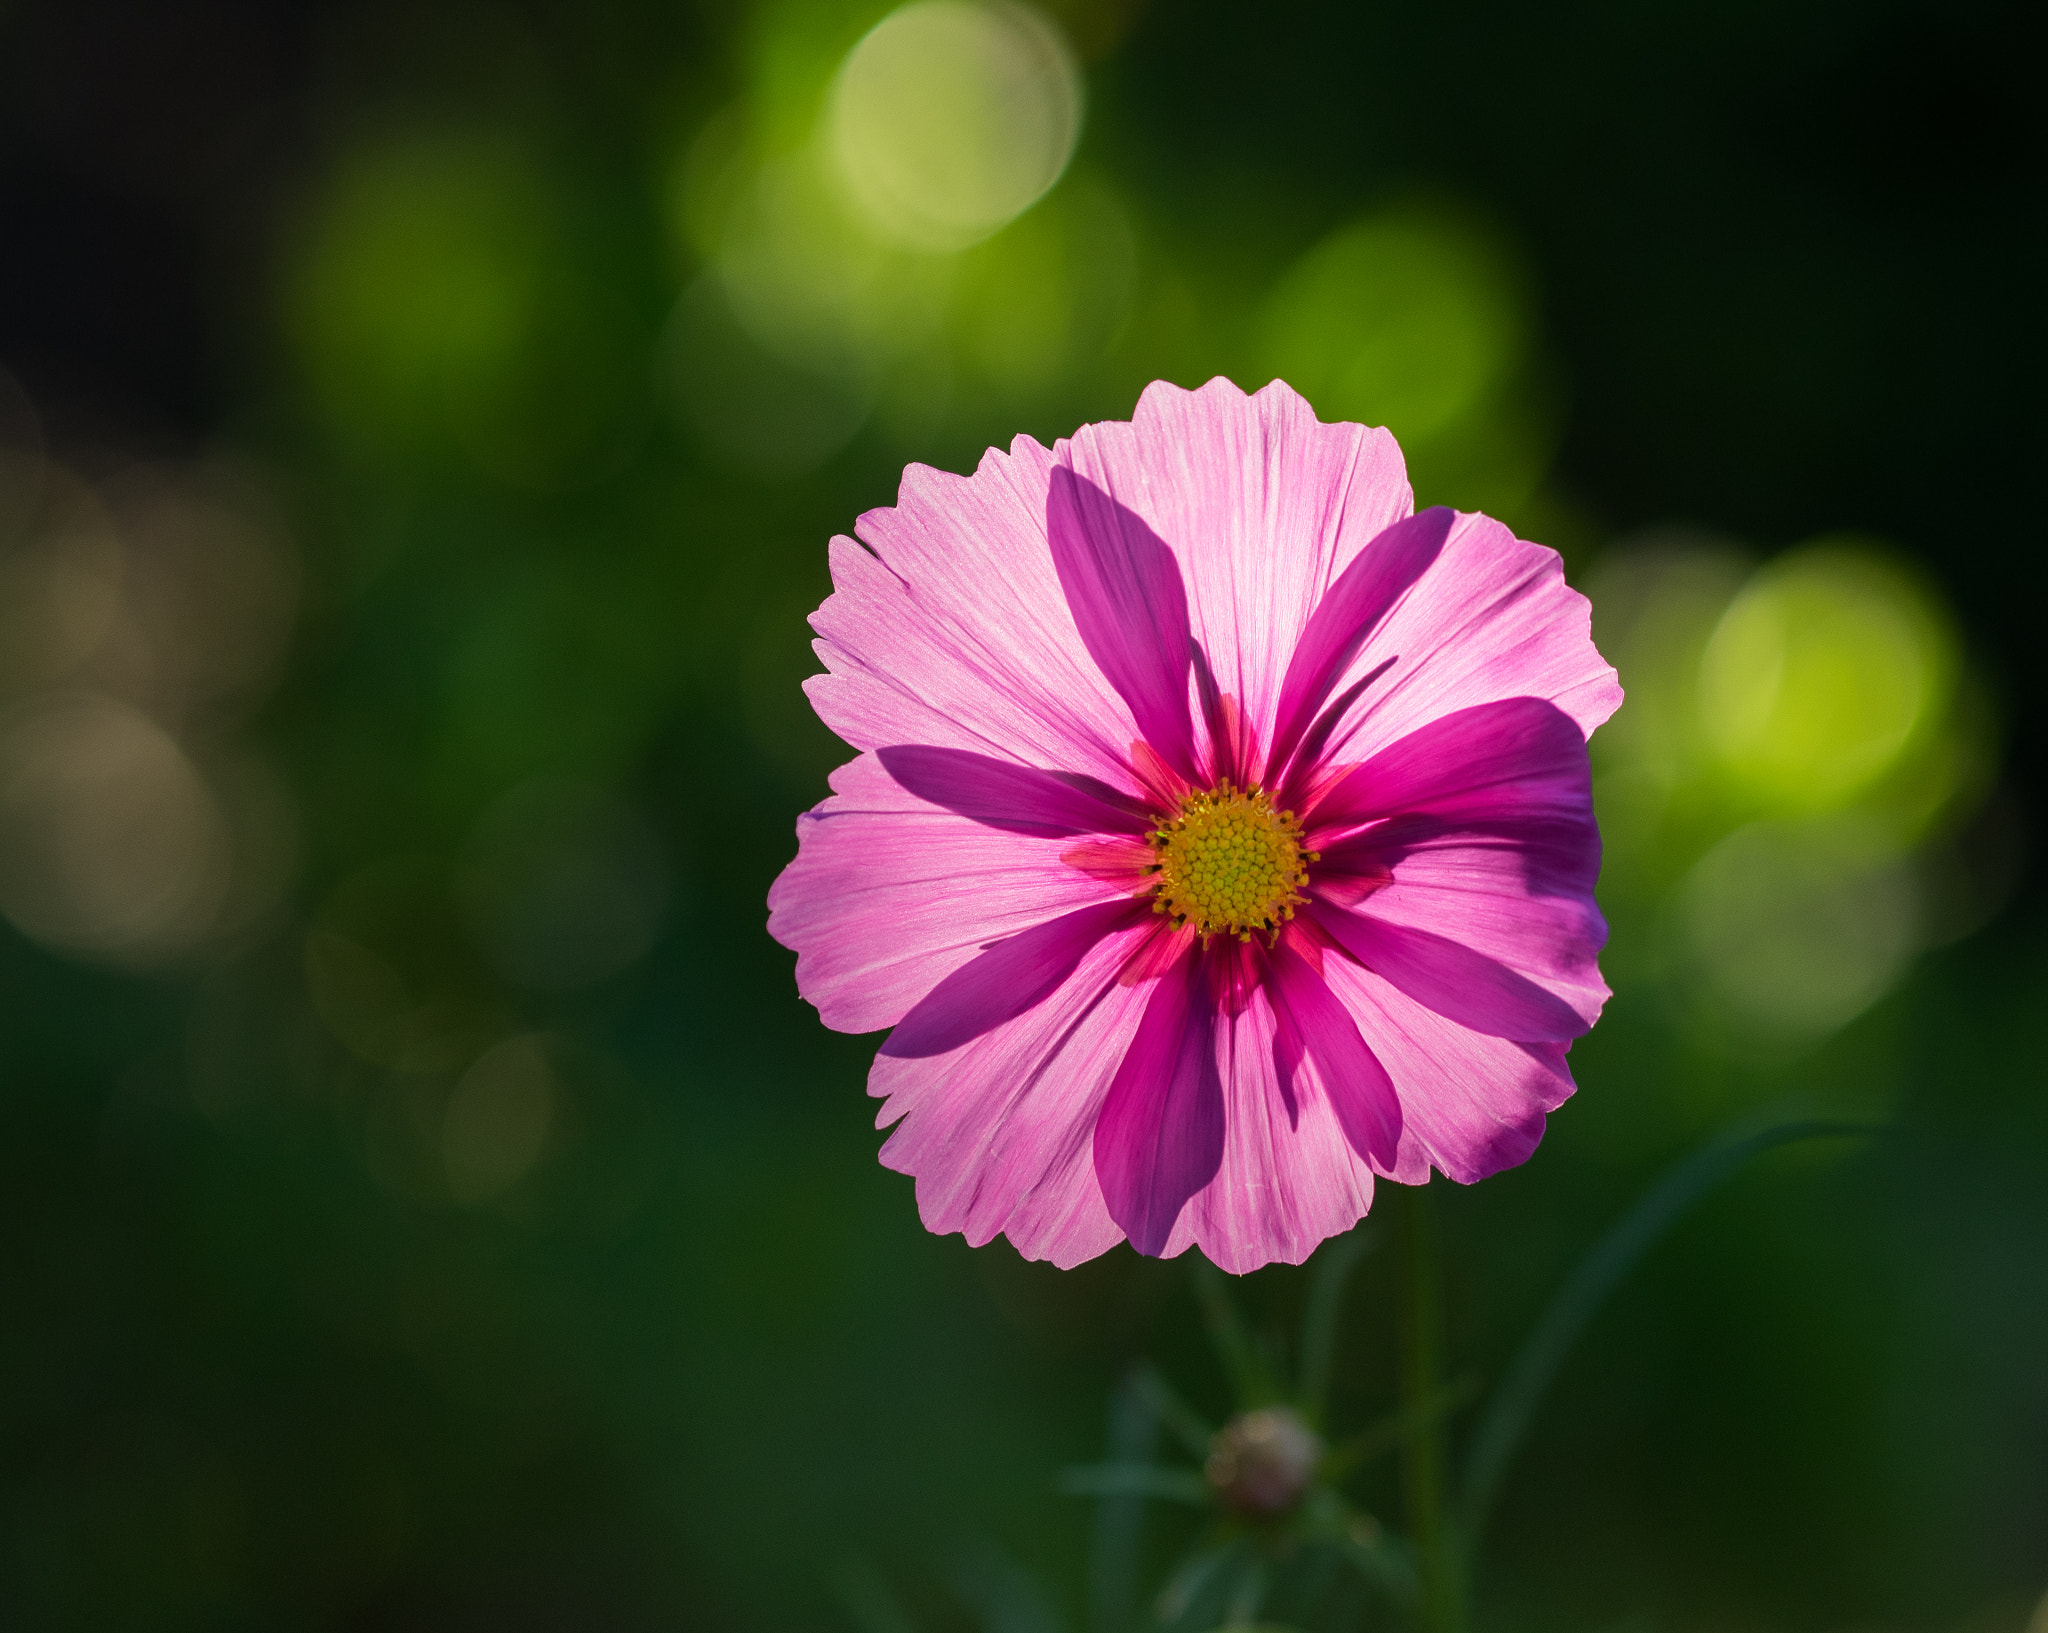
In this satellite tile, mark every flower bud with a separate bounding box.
[1204,1405,1321,1517]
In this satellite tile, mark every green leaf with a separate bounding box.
[1458,1114,1877,1547]
[1321,1373,1480,1484]
[1297,1225,1379,1427]
[1060,1464,1212,1506]
[1156,1540,1245,1628]
[1129,1362,1217,1464]
[1192,1255,1279,1406]
[1091,1370,1163,1633]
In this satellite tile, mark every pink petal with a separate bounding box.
[1305,511,1622,772]
[1323,831,1608,1030]
[1307,696,1595,835]
[767,754,1127,1034]
[1046,467,1198,780]
[878,744,1151,837]
[1310,902,1589,1042]
[1158,986,1380,1273]
[1306,696,1608,1036]
[1267,506,1453,781]
[1265,938,1403,1165]
[806,442,1154,793]
[1093,951,1226,1257]
[1319,955,1578,1185]
[872,927,1159,1268]
[881,896,1150,1058]
[1058,378,1414,773]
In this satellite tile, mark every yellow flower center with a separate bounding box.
[1150,783,1315,940]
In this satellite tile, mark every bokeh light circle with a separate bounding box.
[1697,543,1956,813]
[444,1034,556,1204]
[0,692,229,960]
[1679,817,1919,1044]
[828,1,1082,251]
[1257,211,1524,442]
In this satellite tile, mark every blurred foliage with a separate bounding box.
[1,0,2045,1630]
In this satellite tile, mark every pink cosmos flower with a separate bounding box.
[768,378,1620,1273]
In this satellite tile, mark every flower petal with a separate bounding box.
[1306,696,1608,1035]
[1093,951,1226,1257]
[873,928,1157,1268]
[1060,378,1415,775]
[767,754,1126,1034]
[1159,985,1379,1273]
[1301,511,1621,773]
[1267,506,1453,780]
[1322,825,1609,1030]
[878,744,1151,837]
[1046,467,1199,780]
[881,896,1150,1058]
[1310,902,1589,1042]
[1265,938,1403,1165]
[807,440,1154,792]
[1307,696,1594,835]
[1319,955,1578,1184]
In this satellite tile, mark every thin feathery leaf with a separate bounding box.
[1299,1497,1419,1609]
[1460,1114,1878,1545]
[1322,1372,1480,1484]
[1339,1523,1419,1608]
[1192,1256,1277,1405]
[1219,1556,1267,1629]
[1090,1372,1160,1633]
[1130,1362,1216,1463]
[1061,1464,1211,1505]
[1156,1540,1243,1628]
[948,1537,1068,1633]
[1297,1226,1379,1425]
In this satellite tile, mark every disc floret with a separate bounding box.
[1150,781,1316,940]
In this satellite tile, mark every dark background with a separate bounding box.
[1,0,2043,1628]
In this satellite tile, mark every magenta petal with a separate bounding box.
[1092,954,1225,1256]
[1309,696,1592,835]
[1046,466,1199,780]
[1060,380,1415,774]
[1337,834,1608,1024]
[883,896,1149,1059]
[1299,510,1621,771]
[878,745,1151,837]
[1278,659,1397,807]
[873,926,1155,1268]
[1304,696,1607,1036]
[769,754,1126,1036]
[1310,901,1589,1043]
[1320,956,1576,1185]
[1161,985,1378,1270]
[1267,506,1452,780]
[809,442,1154,790]
[1265,939,1402,1167]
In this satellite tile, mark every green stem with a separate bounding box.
[1399,1184,1466,1633]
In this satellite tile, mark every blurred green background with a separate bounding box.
[1,0,2043,1627]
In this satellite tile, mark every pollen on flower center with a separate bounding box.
[1149,782,1316,940]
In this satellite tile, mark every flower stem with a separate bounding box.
[1398,1182,1466,1633]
